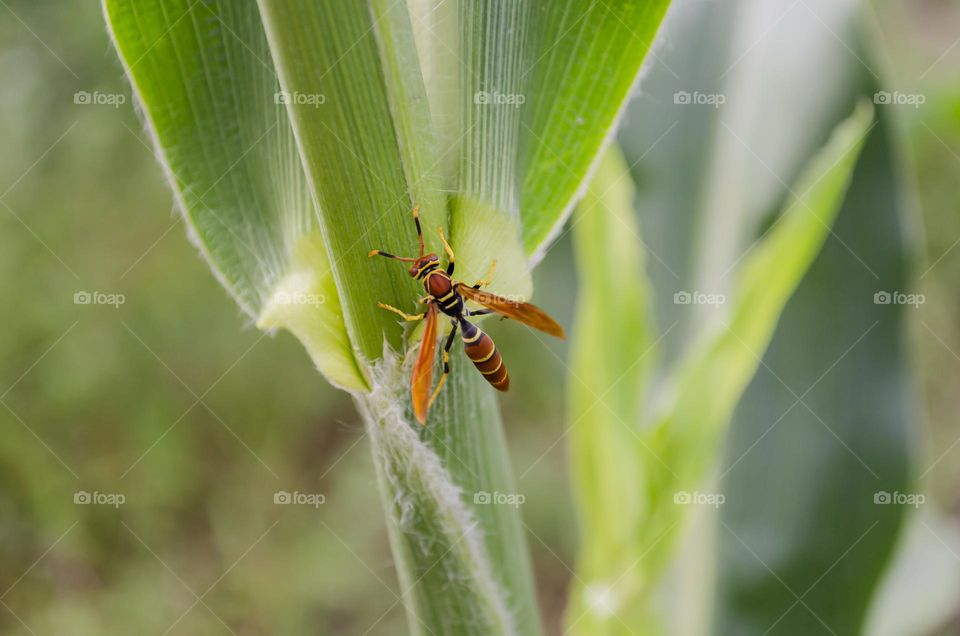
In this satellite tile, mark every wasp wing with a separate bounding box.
[457,285,565,339]
[411,302,440,424]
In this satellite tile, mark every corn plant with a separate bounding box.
[100,0,912,634]
[103,1,672,633]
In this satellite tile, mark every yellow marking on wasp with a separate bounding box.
[424,269,446,284]
[462,330,482,344]
[474,348,496,364]
[480,359,503,375]
[438,289,456,302]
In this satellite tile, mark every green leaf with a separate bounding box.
[256,0,443,360]
[651,101,874,483]
[520,0,672,259]
[565,146,659,633]
[103,0,365,391]
[449,2,532,300]
[714,102,913,636]
[566,98,874,635]
[614,0,915,632]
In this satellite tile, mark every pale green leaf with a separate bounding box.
[565,102,874,635]
[715,104,913,636]
[103,0,365,390]
[450,1,534,301]
[565,146,659,633]
[657,102,874,452]
[617,1,915,631]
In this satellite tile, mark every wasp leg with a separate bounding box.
[438,226,456,276]
[377,302,425,321]
[417,294,435,305]
[467,308,507,322]
[472,259,497,289]
[429,321,459,408]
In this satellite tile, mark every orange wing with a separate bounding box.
[411,302,439,424]
[457,285,565,339]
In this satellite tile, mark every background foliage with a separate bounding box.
[0,0,956,634]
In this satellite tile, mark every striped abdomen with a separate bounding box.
[460,320,509,391]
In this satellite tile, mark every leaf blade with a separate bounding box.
[520,0,673,258]
[103,0,366,390]
[565,146,659,633]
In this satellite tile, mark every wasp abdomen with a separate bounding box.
[460,320,509,391]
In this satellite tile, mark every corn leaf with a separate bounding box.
[714,101,913,636]
[104,1,540,633]
[650,101,874,492]
[449,1,532,299]
[566,146,659,632]
[520,0,673,259]
[712,15,915,636]
[401,0,675,264]
[566,98,874,634]
[613,0,914,633]
[103,0,365,390]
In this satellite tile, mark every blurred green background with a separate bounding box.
[0,1,956,634]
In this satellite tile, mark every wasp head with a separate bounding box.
[409,254,439,279]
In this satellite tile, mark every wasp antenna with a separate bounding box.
[412,205,424,256]
[369,249,417,262]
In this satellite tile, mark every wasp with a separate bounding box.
[369,206,565,424]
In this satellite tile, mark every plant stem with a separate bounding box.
[358,350,541,636]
